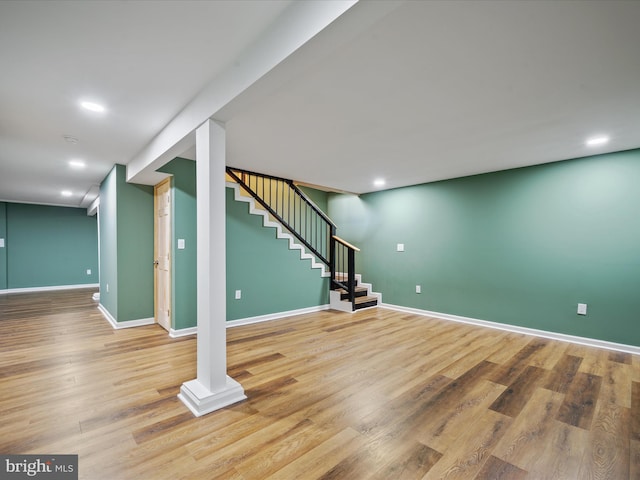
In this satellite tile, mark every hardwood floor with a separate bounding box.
[1,289,639,479]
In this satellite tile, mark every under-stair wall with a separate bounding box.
[226,186,330,320]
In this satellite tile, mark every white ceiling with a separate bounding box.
[2,0,640,208]
[0,0,293,207]
[225,0,640,193]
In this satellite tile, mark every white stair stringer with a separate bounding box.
[227,182,330,277]
[356,274,382,305]
[329,273,382,313]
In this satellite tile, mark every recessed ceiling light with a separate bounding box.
[586,136,609,147]
[68,159,86,169]
[61,190,73,197]
[80,101,106,113]
[373,179,386,188]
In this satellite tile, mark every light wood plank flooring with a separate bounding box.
[1,289,639,479]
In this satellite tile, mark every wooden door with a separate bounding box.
[154,178,171,331]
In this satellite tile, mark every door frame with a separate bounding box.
[154,177,172,331]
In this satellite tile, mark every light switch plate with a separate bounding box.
[177,239,185,249]
[0,238,4,248]
[235,290,241,300]
[397,243,405,252]
[577,303,587,315]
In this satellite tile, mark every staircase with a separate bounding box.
[226,167,380,312]
[329,273,380,312]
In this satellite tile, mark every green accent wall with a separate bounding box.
[99,164,154,322]
[299,185,329,214]
[158,158,197,330]
[0,203,8,289]
[328,149,640,347]
[0,202,97,289]
[226,186,329,321]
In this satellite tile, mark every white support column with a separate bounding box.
[178,119,246,417]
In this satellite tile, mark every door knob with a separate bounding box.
[153,260,159,266]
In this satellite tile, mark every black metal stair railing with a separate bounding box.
[226,167,361,309]
[331,235,360,311]
[227,167,336,266]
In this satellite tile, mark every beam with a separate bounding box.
[126,0,358,185]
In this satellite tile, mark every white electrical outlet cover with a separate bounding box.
[397,243,405,252]
[577,303,587,315]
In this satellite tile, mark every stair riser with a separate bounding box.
[340,290,369,301]
[354,300,378,309]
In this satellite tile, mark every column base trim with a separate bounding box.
[178,376,246,417]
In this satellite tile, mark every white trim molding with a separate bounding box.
[226,304,330,328]
[170,326,198,338]
[168,304,331,336]
[97,304,155,330]
[382,303,640,355]
[0,283,99,295]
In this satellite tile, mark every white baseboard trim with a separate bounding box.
[381,303,640,355]
[160,305,331,337]
[226,304,330,329]
[97,304,155,330]
[0,283,99,295]
[170,326,198,338]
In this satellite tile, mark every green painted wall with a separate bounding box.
[98,164,154,322]
[158,158,197,330]
[299,185,329,214]
[2,202,97,289]
[226,186,329,321]
[0,203,8,289]
[99,166,118,317]
[328,149,640,346]
[117,171,154,321]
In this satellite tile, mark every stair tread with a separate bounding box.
[349,295,378,304]
[334,275,356,281]
[333,286,367,294]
